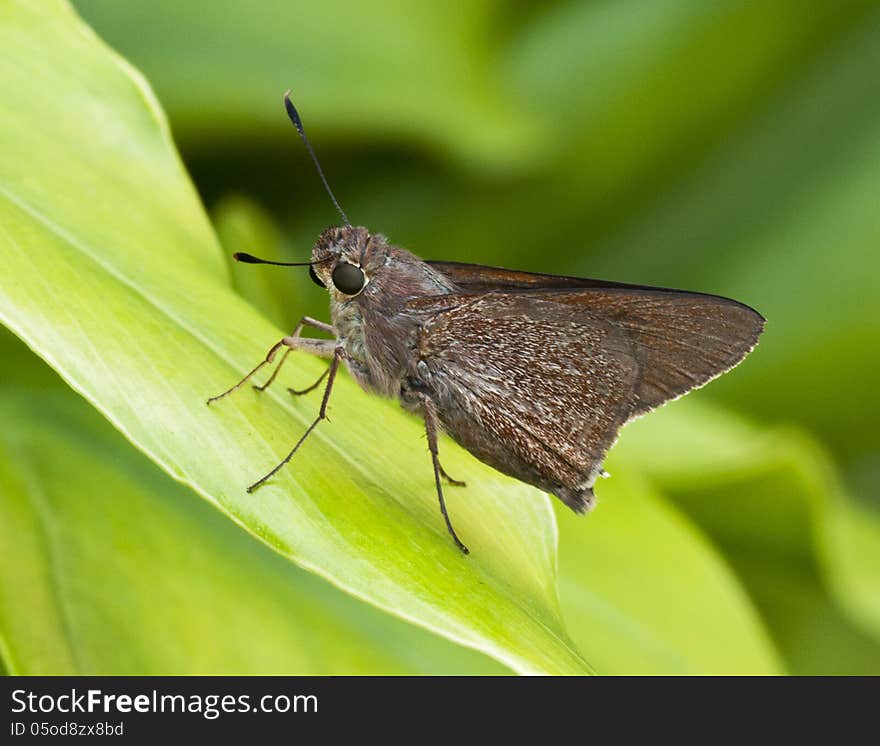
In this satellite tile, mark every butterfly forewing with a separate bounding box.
[426,260,705,293]
[527,288,764,416]
[427,261,765,415]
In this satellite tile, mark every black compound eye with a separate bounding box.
[308,264,326,288]
[331,262,366,295]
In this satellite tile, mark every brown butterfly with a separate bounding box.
[208,93,764,554]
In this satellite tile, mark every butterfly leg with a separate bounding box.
[253,316,335,393]
[420,395,469,555]
[288,365,331,396]
[206,316,335,404]
[438,464,466,488]
[246,345,345,493]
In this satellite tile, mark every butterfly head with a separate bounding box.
[309,225,389,299]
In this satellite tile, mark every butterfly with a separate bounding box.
[208,93,764,554]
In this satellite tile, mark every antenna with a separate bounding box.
[283,90,350,227]
[233,252,335,268]
[233,252,313,267]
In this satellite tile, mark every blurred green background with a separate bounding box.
[1,0,878,675]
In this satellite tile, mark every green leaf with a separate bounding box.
[556,471,783,674]
[0,386,507,675]
[0,1,586,675]
[615,399,880,674]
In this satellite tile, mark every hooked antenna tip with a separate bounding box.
[283,90,304,134]
[281,88,350,227]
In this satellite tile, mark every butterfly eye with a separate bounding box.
[331,262,366,295]
[308,264,326,288]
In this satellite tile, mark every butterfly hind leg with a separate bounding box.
[419,394,469,555]
[438,464,466,487]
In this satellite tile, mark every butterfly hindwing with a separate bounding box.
[408,270,763,510]
[410,292,638,511]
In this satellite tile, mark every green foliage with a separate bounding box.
[616,403,880,674]
[0,382,506,675]
[555,471,782,675]
[0,0,876,674]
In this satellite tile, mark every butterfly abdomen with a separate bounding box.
[555,485,597,514]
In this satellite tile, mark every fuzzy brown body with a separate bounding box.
[309,226,764,513]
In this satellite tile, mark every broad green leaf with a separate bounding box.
[555,471,783,675]
[616,399,880,674]
[0,386,506,675]
[0,1,587,675]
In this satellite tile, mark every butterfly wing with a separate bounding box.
[408,282,763,511]
[426,261,764,413]
[426,260,694,293]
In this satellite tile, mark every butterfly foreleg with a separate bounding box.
[253,316,336,393]
[206,316,336,404]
